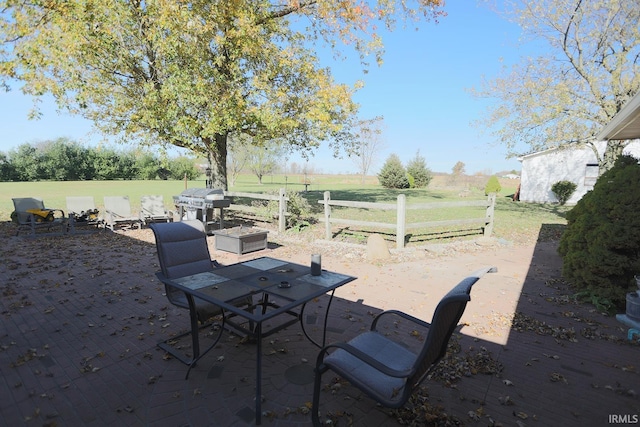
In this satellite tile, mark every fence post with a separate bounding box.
[323,191,331,240]
[396,194,406,249]
[278,188,286,233]
[484,193,496,237]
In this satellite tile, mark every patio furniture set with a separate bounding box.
[149,219,497,425]
[11,194,180,236]
[11,193,499,425]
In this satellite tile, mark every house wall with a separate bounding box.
[519,141,640,205]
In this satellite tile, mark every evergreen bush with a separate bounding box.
[558,155,640,311]
[551,180,577,205]
[378,154,409,189]
[484,175,501,195]
[406,151,432,188]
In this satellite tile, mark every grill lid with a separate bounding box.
[177,188,224,199]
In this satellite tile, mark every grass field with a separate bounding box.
[0,173,569,245]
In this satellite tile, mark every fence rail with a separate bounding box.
[319,192,496,249]
[224,188,288,232]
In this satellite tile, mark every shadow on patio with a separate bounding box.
[0,223,637,426]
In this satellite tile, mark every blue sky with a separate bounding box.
[0,1,531,175]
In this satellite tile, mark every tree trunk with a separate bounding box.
[600,140,627,175]
[206,133,229,190]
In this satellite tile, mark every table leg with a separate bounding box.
[299,289,336,348]
[255,322,262,425]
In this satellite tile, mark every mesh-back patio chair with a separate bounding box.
[11,197,67,237]
[150,220,254,371]
[311,266,497,426]
[103,196,142,231]
[140,195,175,225]
[66,196,103,234]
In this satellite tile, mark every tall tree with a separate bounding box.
[0,1,444,189]
[474,0,640,172]
[351,116,386,184]
[452,161,466,178]
[0,152,14,181]
[247,141,283,184]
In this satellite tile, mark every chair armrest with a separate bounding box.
[105,209,125,219]
[371,309,431,333]
[317,341,414,379]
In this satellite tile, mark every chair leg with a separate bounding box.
[157,319,222,370]
[157,330,198,365]
[157,295,204,367]
[311,363,328,427]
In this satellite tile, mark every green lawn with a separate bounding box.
[0,174,569,245]
[0,173,377,219]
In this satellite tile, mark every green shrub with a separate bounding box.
[558,155,640,311]
[406,151,432,188]
[484,176,501,195]
[378,154,409,189]
[551,180,577,205]
[406,173,415,188]
[167,156,200,180]
[258,189,314,231]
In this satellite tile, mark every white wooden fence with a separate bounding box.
[224,189,288,233]
[319,192,496,249]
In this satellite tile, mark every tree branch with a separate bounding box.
[259,0,317,23]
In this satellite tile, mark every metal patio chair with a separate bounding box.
[150,220,253,371]
[66,196,103,234]
[311,266,497,426]
[11,197,67,237]
[103,196,142,231]
[139,195,175,225]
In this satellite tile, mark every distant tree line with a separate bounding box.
[0,138,200,182]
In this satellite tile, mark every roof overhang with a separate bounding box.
[596,91,640,141]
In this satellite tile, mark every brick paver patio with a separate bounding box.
[0,224,638,426]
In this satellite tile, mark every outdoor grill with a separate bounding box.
[173,188,231,233]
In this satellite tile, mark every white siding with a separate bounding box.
[519,141,640,205]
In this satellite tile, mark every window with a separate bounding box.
[584,163,598,186]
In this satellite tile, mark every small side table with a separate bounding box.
[213,226,269,255]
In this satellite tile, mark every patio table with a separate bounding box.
[159,256,356,425]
